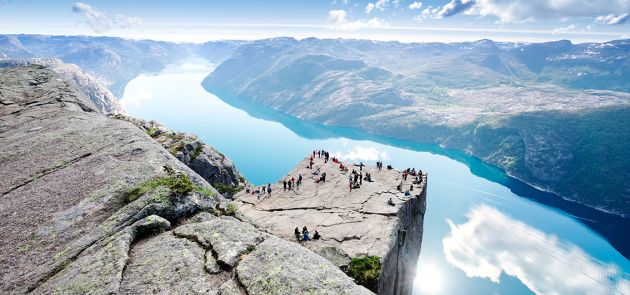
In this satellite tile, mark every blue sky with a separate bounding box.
[1,0,629,43]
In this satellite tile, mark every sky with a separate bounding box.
[1,0,630,43]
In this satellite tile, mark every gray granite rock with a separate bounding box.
[237,236,374,295]
[174,215,266,267]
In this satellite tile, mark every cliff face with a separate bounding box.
[0,65,372,294]
[0,58,125,115]
[234,156,427,294]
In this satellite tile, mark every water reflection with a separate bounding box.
[443,205,630,294]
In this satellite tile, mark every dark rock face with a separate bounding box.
[0,65,371,294]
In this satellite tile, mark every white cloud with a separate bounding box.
[552,24,575,35]
[365,3,375,14]
[409,1,423,10]
[365,0,389,14]
[332,146,390,162]
[595,13,630,25]
[72,2,142,33]
[327,9,388,31]
[443,205,630,295]
[416,0,630,24]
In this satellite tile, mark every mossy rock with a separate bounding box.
[347,255,381,292]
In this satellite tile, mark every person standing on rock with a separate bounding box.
[349,175,353,192]
[297,174,302,188]
[283,180,287,191]
[267,184,272,196]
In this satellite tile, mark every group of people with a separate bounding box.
[313,149,331,163]
[283,174,303,191]
[396,167,425,197]
[295,226,321,242]
[246,183,273,201]
[402,168,422,181]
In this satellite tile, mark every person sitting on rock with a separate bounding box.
[295,227,301,242]
[320,172,327,183]
[396,181,403,191]
[303,230,310,241]
[387,164,393,170]
[313,230,321,240]
[404,190,411,196]
[388,198,395,206]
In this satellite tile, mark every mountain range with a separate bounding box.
[2,34,628,217]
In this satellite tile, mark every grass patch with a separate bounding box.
[347,255,381,292]
[194,186,216,198]
[191,144,204,160]
[124,167,194,203]
[226,202,238,216]
[146,127,160,138]
[212,182,241,196]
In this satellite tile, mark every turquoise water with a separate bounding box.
[121,59,630,295]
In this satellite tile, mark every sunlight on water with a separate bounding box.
[414,263,444,294]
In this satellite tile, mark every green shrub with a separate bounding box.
[226,202,238,216]
[166,173,194,196]
[347,255,381,292]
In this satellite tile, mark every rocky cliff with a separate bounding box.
[0,58,126,115]
[110,115,245,196]
[234,157,427,294]
[0,65,373,294]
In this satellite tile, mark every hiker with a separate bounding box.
[388,198,395,206]
[320,172,326,183]
[295,227,301,241]
[404,190,411,196]
[288,179,292,190]
[291,177,296,188]
[298,174,302,186]
[283,180,287,191]
[359,162,364,171]
[387,164,393,170]
[359,172,363,185]
[396,181,403,191]
[313,230,321,240]
[267,183,272,196]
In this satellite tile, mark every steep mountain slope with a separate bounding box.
[203,37,630,217]
[0,65,372,294]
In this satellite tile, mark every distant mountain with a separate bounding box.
[203,37,630,217]
[0,34,245,97]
